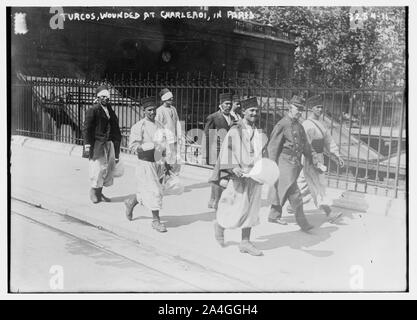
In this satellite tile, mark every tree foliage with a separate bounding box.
[237,6,406,87]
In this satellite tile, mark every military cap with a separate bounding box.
[141,97,157,109]
[219,93,232,103]
[240,97,259,110]
[305,95,324,109]
[232,94,241,103]
[289,95,305,109]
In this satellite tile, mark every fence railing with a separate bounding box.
[11,73,406,198]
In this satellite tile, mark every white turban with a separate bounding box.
[161,91,173,101]
[97,89,110,98]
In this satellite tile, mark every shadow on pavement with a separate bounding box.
[110,194,133,203]
[254,225,338,256]
[183,182,211,192]
[162,211,216,228]
[127,210,217,227]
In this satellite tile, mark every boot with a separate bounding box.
[124,195,138,221]
[208,184,216,208]
[208,198,214,209]
[213,184,224,211]
[239,240,263,256]
[152,220,167,233]
[268,205,287,225]
[294,205,314,232]
[287,205,295,215]
[214,222,225,247]
[90,188,99,204]
[98,187,111,202]
[327,210,343,223]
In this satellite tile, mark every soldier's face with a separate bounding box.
[243,107,259,123]
[145,107,156,120]
[232,101,241,111]
[312,105,323,117]
[165,97,174,106]
[221,101,232,115]
[288,105,301,119]
[99,96,110,106]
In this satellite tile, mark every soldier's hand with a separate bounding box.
[338,157,345,168]
[232,167,245,177]
[82,145,90,158]
[136,146,143,153]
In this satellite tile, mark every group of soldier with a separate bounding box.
[83,85,345,256]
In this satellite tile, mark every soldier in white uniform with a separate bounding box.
[287,95,345,222]
[124,97,168,233]
[210,97,265,256]
[155,88,182,174]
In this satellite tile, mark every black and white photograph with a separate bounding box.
[6,1,411,297]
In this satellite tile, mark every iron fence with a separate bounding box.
[11,73,406,198]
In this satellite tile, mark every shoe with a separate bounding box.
[90,188,99,204]
[152,220,167,233]
[239,241,263,256]
[208,199,214,209]
[98,187,111,202]
[300,223,314,233]
[269,205,286,224]
[320,204,332,216]
[214,222,225,247]
[268,217,288,225]
[287,206,295,215]
[124,195,138,221]
[328,211,343,223]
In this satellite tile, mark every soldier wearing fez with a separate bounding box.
[230,94,242,121]
[83,85,122,203]
[204,92,238,210]
[124,97,168,233]
[267,96,316,232]
[210,97,267,256]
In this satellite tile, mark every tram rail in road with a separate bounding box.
[10,198,257,292]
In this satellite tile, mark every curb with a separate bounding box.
[12,135,212,183]
[332,190,406,219]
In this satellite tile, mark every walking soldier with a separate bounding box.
[211,97,267,256]
[267,96,316,232]
[287,95,345,222]
[204,92,237,210]
[156,88,182,174]
[124,97,168,233]
[83,85,122,203]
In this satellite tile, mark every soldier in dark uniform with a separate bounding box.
[83,85,122,203]
[267,100,316,232]
[204,92,237,209]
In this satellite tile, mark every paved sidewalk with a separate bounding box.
[10,137,407,291]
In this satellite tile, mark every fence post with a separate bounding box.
[394,92,405,198]
[77,84,82,144]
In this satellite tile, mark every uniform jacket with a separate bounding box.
[210,120,264,229]
[155,105,182,144]
[209,120,264,184]
[83,103,122,161]
[301,117,341,207]
[267,115,316,206]
[204,111,237,165]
